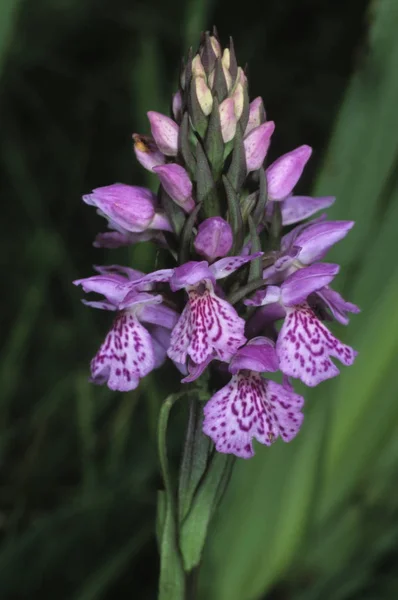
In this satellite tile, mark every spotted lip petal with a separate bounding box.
[90,312,155,391]
[167,286,246,364]
[277,304,357,386]
[203,373,304,458]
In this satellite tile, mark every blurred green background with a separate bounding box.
[1,0,398,598]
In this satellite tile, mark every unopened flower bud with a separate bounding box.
[222,48,230,70]
[210,36,222,58]
[232,82,244,120]
[192,55,206,79]
[223,64,233,91]
[236,67,247,89]
[195,77,213,116]
[245,97,266,135]
[147,111,179,156]
[83,183,172,233]
[243,121,275,172]
[266,145,312,200]
[194,217,233,261]
[153,164,195,212]
[208,63,232,92]
[172,91,183,122]
[133,134,166,171]
[219,97,237,142]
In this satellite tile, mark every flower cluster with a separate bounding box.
[75,32,359,459]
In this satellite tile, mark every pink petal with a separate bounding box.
[279,195,335,225]
[147,111,179,156]
[210,252,263,280]
[91,312,155,391]
[202,373,304,458]
[73,275,131,306]
[133,134,166,171]
[266,145,312,201]
[277,305,357,386]
[243,121,275,172]
[281,263,340,306]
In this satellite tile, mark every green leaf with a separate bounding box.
[179,451,231,572]
[179,202,202,264]
[205,96,224,178]
[223,174,244,255]
[212,58,228,102]
[160,187,186,237]
[179,112,196,176]
[195,141,220,217]
[252,168,268,226]
[178,396,211,524]
[227,125,247,193]
[247,215,262,282]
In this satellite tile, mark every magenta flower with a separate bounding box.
[83,183,172,233]
[147,111,179,156]
[246,264,357,386]
[243,121,275,172]
[244,97,266,136]
[132,134,166,171]
[74,271,178,391]
[202,338,304,458]
[167,254,262,365]
[266,195,336,226]
[194,217,233,261]
[153,164,195,212]
[263,218,355,283]
[266,145,312,201]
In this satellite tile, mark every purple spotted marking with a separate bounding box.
[277,304,357,386]
[167,286,246,365]
[91,312,155,391]
[203,373,304,458]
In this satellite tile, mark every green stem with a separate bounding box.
[185,566,200,600]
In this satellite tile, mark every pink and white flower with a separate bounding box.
[203,338,304,458]
[74,270,178,391]
[246,263,357,386]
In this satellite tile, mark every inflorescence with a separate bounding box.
[74,32,359,458]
